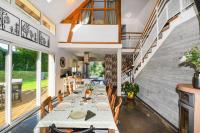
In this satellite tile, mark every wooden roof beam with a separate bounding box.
[61,0,91,24]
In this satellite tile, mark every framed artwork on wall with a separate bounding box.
[60,57,65,68]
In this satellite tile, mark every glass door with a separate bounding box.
[0,41,8,127]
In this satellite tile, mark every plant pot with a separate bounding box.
[127,92,135,99]
[192,72,200,89]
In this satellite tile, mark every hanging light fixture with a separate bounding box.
[84,52,89,64]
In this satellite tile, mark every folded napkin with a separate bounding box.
[85,110,96,121]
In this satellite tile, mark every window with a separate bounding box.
[79,0,119,24]
[4,0,11,4]
[0,42,8,127]
[41,53,48,102]
[15,0,56,35]
[12,46,37,120]
[15,0,41,21]
[89,61,104,78]
[41,15,56,35]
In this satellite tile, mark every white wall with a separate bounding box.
[56,24,71,42]
[122,0,156,32]
[71,25,119,42]
[55,49,76,95]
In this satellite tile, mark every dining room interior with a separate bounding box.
[0,0,200,133]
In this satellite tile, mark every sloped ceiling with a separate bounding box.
[29,0,84,24]
[122,0,156,32]
[30,0,156,30]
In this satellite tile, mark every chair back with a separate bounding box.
[40,96,53,118]
[107,84,113,102]
[49,124,94,133]
[57,90,63,104]
[110,94,116,114]
[114,97,122,124]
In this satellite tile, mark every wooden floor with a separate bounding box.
[118,98,177,133]
[0,88,48,126]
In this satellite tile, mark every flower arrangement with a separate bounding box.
[180,46,200,88]
[180,46,200,72]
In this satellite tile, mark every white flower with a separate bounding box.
[180,56,186,63]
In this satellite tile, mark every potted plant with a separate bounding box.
[180,46,200,89]
[122,82,139,99]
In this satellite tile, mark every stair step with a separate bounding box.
[144,54,148,59]
[167,14,179,23]
[147,50,152,54]
[158,33,163,39]
[161,23,170,32]
[151,43,157,48]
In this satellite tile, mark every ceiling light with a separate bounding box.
[125,12,132,18]
[46,0,52,3]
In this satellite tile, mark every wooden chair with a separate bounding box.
[110,94,116,114]
[107,84,113,102]
[49,124,94,133]
[114,97,122,125]
[40,96,53,118]
[57,90,63,104]
[68,83,74,94]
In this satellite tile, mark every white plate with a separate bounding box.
[69,110,87,119]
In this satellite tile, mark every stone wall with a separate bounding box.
[135,17,200,127]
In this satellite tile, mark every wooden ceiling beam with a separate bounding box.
[61,0,91,24]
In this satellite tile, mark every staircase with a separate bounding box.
[132,0,197,78]
[121,53,134,84]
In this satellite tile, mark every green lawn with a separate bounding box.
[0,71,48,91]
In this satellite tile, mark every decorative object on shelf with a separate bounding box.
[0,7,20,36]
[39,31,50,47]
[180,46,200,89]
[122,81,139,99]
[60,57,65,68]
[21,20,38,43]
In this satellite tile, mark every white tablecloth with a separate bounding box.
[34,85,119,133]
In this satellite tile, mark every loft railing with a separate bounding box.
[121,32,142,49]
[133,0,194,71]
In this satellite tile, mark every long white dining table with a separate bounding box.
[34,84,119,133]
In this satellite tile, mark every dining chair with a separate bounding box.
[107,84,113,102]
[68,83,74,94]
[114,97,123,125]
[110,94,116,114]
[49,124,94,133]
[57,90,63,104]
[40,96,53,118]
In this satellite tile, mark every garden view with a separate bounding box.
[0,44,48,126]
